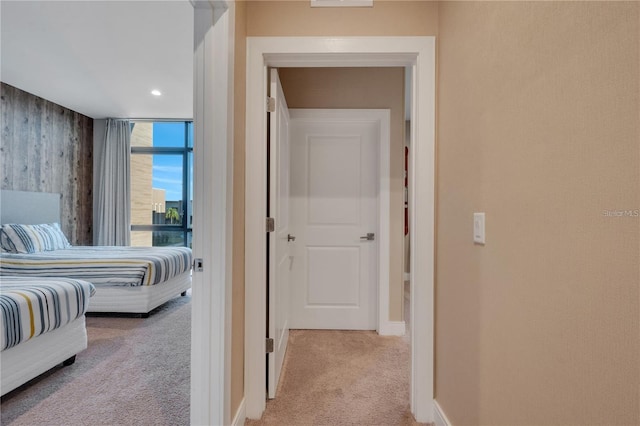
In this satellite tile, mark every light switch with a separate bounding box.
[473,212,485,245]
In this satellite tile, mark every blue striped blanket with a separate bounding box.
[0,277,95,351]
[0,246,193,287]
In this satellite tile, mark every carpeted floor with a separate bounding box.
[3,284,424,426]
[246,328,427,426]
[1,293,191,426]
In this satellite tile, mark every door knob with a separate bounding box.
[287,234,296,242]
[360,232,375,241]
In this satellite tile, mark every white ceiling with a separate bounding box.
[1,0,194,119]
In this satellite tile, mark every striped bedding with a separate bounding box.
[0,277,95,351]
[0,246,193,287]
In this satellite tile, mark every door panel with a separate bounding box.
[307,136,361,225]
[290,113,379,330]
[307,246,361,306]
[267,69,290,399]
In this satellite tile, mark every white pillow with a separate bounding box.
[0,229,14,252]
[0,223,72,254]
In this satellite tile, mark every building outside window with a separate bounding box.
[130,121,193,248]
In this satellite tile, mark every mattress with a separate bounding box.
[0,246,193,287]
[0,276,95,351]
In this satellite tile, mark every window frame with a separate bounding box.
[130,120,193,247]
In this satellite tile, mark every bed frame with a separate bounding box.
[0,191,86,394]
[0,190,191,315]
[1,316,87,396]
[88,271,191,315]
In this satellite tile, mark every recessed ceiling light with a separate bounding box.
[151,89,162,96]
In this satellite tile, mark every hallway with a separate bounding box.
[245,329,425,426]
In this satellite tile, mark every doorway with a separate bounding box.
[267,67,394,397]
[287,108,388,331]
[267,68,395,401]
[274,67,397,337]
[245,36,436,423]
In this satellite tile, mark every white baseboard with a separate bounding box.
[232,397,246,426]
[378,321,406,336]
[434,400,452,426]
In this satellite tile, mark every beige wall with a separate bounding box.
[246,0,438,36]
[436,2,639,425]
[232,1,439,418]
[234,2,639,424]
[278,67,406,322]
[231,0,247,416]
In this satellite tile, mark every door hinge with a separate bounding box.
[193,258,204,272]
[266,338,274,353]
[266,217,275,233]
[267,97,276,113]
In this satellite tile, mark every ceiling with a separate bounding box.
[1,1,194,119]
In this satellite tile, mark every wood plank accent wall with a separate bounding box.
[0,82,93,245]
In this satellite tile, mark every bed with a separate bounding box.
[0,276,95,396]
[0,190,192,315]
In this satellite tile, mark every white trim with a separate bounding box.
[289,108,390,334]
[404,272,411,281]
[245,36,436,423]
[231,398,246,426]
[434,400,453,426]
[244,36,269,421]
[409,39,436,423]
[376,109,391,336]
[379,321,406,336]
[224,7,235,426]
[191,1,234,425]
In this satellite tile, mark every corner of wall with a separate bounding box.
[231,398,246,426]
[434,400,452,426]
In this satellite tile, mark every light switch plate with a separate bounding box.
[473,212,485,245]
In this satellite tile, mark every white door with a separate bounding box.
[289,110,380,330]
[267,69,291,399]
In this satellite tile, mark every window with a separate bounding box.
[130,121,193,248]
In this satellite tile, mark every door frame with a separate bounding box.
[245,36,436,423]
[288,108,391,333]
[191,1,235,425]
[267,68,291,400]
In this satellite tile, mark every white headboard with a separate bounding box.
[0,190,61,225]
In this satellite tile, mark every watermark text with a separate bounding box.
[602,209,640,218]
